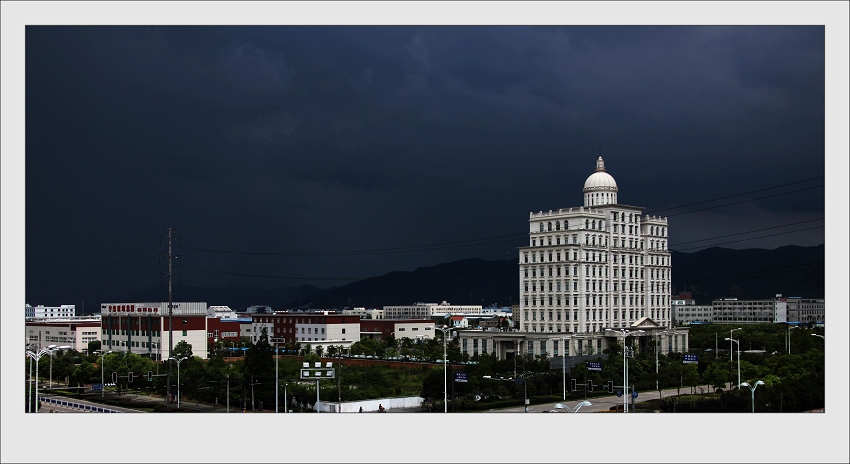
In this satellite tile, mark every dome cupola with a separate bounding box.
[583,157,618,206]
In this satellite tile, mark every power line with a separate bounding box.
[180,233,527,257]
[662,185,823,218]
[669,218,824,246]
[671,261,823,287]
[645,177,823,215]
[27,245,163,284]
[670,226,824,252]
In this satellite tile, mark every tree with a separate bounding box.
[173,340,193,360]
[88,340,101,354]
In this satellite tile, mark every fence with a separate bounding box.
[39,397,122,413]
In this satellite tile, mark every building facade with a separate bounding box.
[518,157,672,334]
[100,302,209,360]
[383,301,483,319]
[26,304,76,319]
[672,293,714,324]
[342,308,385,319]
[458,157,684,361]
[249,313,361,353]
[712,295,825,325]
[25,317,102,353]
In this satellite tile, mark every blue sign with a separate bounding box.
[92,383,103,391]
[683,354,698,364]
[515,378,523,384]
[588,362,602,371]
[616,390,622,397]
[632,390,638,399]
[454,372,468,383]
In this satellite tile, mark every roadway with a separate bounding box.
[482,385,715,413]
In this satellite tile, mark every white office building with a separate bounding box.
[26,304,76,319]
[383,301,483,319]
[518,157,672,334]
[459,157,685,361]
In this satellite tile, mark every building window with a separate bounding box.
[182,330,187,336]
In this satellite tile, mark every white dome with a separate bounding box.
[583,157,618,192]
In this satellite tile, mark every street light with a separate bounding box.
[562,335,570,400]
[274,339,280,413]
[654,330,669,393]
[47,345,72,389]
[98,350,114,398]
[725,338,741,389]
[554,401,592,413]
[740,380,764,413]
[436,325,451,413]
[788,325,799,354]
[606,328,644,413]
[25,345,66,413]
[168,356,188,409]
[730,328,742,361]
[811,333,824,340]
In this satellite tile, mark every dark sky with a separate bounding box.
[21,24,832,303]
[3,2,849,462]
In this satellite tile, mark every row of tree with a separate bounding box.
[27,324,824,413]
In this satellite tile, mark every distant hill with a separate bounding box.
[289,244,824,308]
[669,244,824,304]
[74,245,822,313]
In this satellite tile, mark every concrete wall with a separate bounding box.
[317,396,423,413]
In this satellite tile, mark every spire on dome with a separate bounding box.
[596,156,606,172]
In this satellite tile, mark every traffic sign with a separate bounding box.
[454,372,468,383]
[632,390,638,399]
[616,390,623,397]
[92,383,103,391]
[683,354,698,364]
[588,361,602,371]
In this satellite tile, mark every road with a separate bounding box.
[482,385,715,413]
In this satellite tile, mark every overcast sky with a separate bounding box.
[20,23,831,300]
[3,2,849,463]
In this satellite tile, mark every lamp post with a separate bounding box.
[98,350,114,398]
[725,338,741,389]
[730,328,742,361]
[562,335,569,400]
[811,333,824,341]
[274,339,280,413]
[437,325,451,413]
[787,325,798,354]
[740,380,764,413]
[553,401,592,413]
[605,328,644,413]
[655,330,668,392]
[168,356,188,409]
[25,346,64,413]
[47,345,71,389]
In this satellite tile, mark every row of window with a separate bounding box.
[103,339,163,348]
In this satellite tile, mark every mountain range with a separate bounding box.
[131,244,824,312]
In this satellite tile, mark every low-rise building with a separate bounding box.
[672,293,714,324]
[457,318,688,361]
[100,301,209,360]
[383,301,482,319]
[26,304,76,319]
[342,307,385,319]
[359,319,436,342]
[25,316,102,353]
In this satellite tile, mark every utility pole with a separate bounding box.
[164,227,177,405]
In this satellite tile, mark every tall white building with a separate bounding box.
[518,157,672,335]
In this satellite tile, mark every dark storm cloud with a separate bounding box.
[24,25,826,298]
